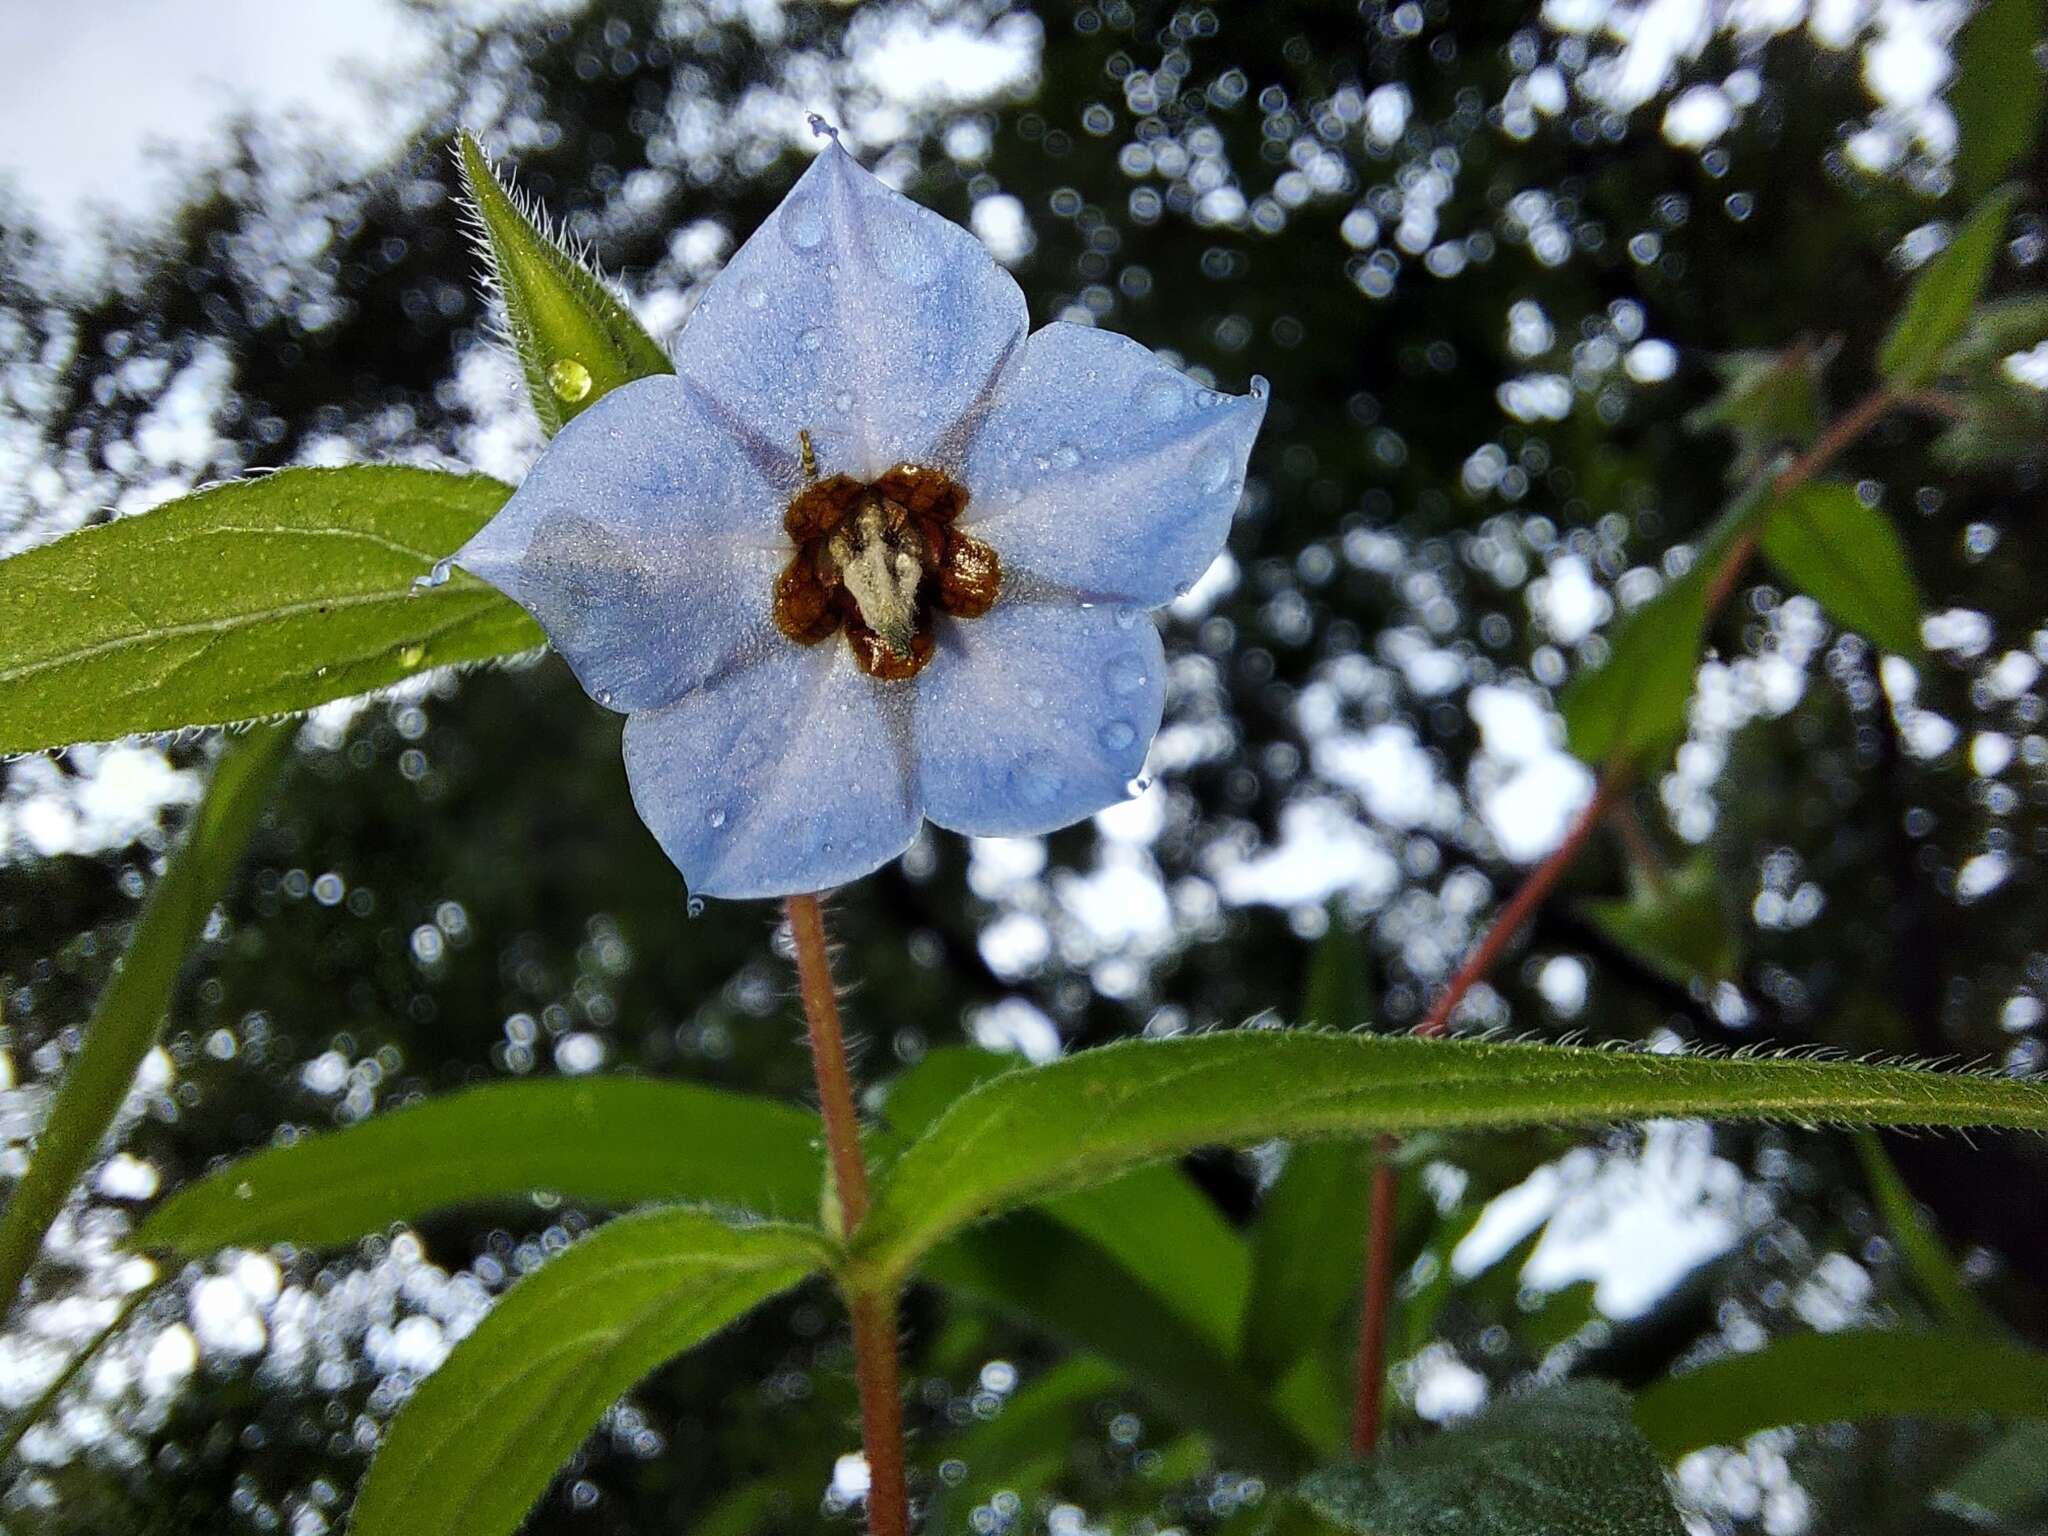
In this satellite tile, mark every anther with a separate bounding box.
[829,502,923,660]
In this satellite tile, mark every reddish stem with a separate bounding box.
[1345,384,1898,1456]
[785,893,908,1536]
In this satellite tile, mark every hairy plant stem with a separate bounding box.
[1347,384,1897,1455]
[785,893,910,1536]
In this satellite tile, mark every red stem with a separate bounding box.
[785,893,909,1536]
[1346,384,1898,1455]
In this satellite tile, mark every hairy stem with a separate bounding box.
[785,893,909,1536]
[1347,383,1898,1455]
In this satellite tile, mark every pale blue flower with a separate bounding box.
[455,128,1266,899]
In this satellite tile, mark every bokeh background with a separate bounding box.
[2,1,2045,1532]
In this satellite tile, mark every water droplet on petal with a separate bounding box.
[783,190,825,251]
[686,895,706,919]
[742,280,770,310]
[1113,606,1143,631]
[1193,443,1232,494]
[707,809,726,828]
[1016,754,1063,808]
[1024,686,1048,710]
[1136,375,1184,420]
[1098,719,1137,751]
[1050,443,1082,470]
[807,114,841,141]
[1125,774,1154,798]
[833,390,854,413]
[548,358,593,403]
[594,689,615,708]
[864,192,941,286]
[1196,388,1227,409]
[1249,374,1271,401]
[1105,654,1148,696]
[413,557,455,592]
[797,327,824,353]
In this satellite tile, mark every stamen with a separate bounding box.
[829,503,924,660]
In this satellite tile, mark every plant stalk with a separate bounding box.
[785,893,910,1536]
[1346,383,1899,1455]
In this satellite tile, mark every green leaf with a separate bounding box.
[1583,852,1741,988]
[1042,1167,1250,1351]
[1852,1133,2000,1334]
[1299,1381,1684,1536]
[923,1211,1315,1473]
[1634,1332,2048,1459]
[1760,482,1926,658]
[1935,1422,2048,1525]
[135,1077,824,1257]
[457,131,673,436]
[0,726,292,1315]
[1951,0,2047,204]
[350,1208,827,1536]
[1928,295,2048,470]
[1241,1141,1373,1383]
[0,467,539,754]
[926,1358,1122,1527]
[1880,189,2020,391]
[1685,348,1824,475]
[850,1031,2048,1287]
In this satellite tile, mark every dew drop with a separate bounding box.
[1196,388,1227,409]
[707,809,727,828]
[413,557,455,592]
[833,390,854,413]
[398,643,426,668]
[742,280,770,310]
[1136,375,1184,420]
[548,358,593,403]
[1126,774,1154,798]
[1016,755,1063,807]
[1193,442,1232,494]
[594,689,615,708]
[234,1181,254,1201]
[797,326,825,353]
[1098,719,1137,751]
[1249,374,1271,401]
[1024,686,1048,710]
[1105,653,1148,696]
[783,190,826,251]
[1112,605,1143,631]
[686,895,706,919]
[1050,442,1082,470]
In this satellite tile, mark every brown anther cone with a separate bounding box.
[937,531,1000,618]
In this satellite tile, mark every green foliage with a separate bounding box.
[0,726,292,1316]
[1759,482,1926,658]
[1879,189,2020,391]
[0,467,537,753]
[1685,348,1824,479]
[1560,563,1712,768]
[1936,1423,2048,1525]
[1634,1331,2048,1458]
[1929,295,2048,468]
[1297,1382,1684,1536]
[1852,1132,1999,1334]
[850,1031,2048,1287]
[135,1077,823,1256]
[1241,1141,1373,1384]
[456,131,673,436]
[1950,0,2046,203]
[349,1208,828,1536]
[1583,851,1741,988]
[926,1357,1123,1526]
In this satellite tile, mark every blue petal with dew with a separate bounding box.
[453,375,785,714]
[961,323,1267,606]
[913,598,1167,838]
[622,641,920,899]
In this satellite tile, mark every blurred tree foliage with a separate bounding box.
[1,1,2044,1532]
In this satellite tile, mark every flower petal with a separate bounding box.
[453,375,786,713]
[961,324,1266,606]
[672,140,1028,483]
[622,641,919,899]
[914,597,1165,838]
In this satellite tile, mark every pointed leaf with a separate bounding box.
[0,467,539,753]
[1241,1141,1373,1383]
[350,1209,827,1536]
[1634,1332,2048,1459]
[850,1031,2048,1285]
[1760,482,1925,658]
[135,1077,824,1257]
[457,131,673,436]
[0,726,292,1315]
[1299,1381,1684,1536]
[1583,852,1741,988]
[1880,189,2019,390]
[1951,0,2046,203]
